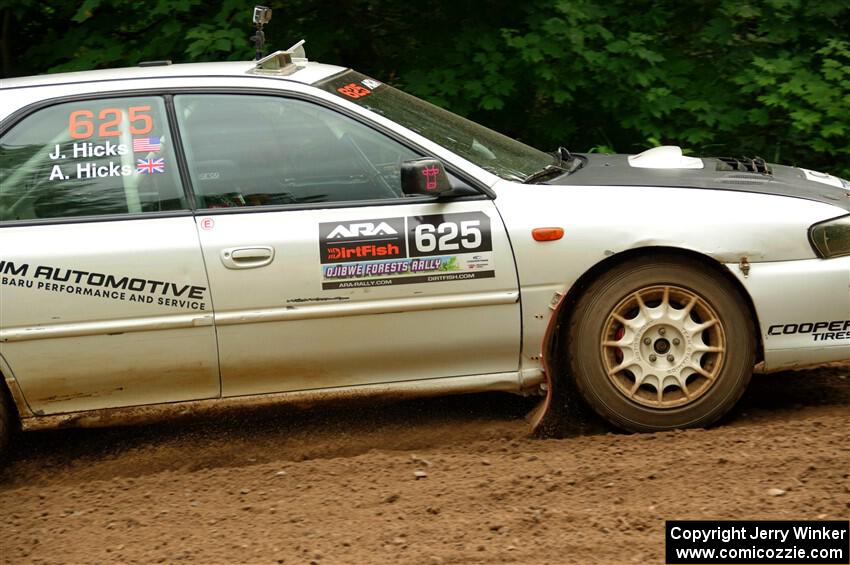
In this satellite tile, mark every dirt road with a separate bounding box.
[1,363,848,564]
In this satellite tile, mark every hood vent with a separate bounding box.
[716,156,772,175]
[719,173,770,185]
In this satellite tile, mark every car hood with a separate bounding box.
[548,149,850,212]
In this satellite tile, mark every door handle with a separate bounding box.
[221,246,275,269]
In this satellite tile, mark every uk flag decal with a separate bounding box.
[136,158,165,175]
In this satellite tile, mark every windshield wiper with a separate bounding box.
[523,147,584,184]
[523,164,567,184]
[555,146,584,173]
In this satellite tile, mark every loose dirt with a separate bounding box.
[1,363,848,564]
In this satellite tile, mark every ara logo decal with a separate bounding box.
[327,222,398,239]
[319,217,407,264]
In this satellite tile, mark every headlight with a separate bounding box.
[809,214,850,258]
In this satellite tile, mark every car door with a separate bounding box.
[173,93,521,397]
[0,95,220,414]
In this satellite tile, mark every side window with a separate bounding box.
[173,94,421,208]
[0,97,186,222]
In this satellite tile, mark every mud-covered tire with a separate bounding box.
[566,255,755,432]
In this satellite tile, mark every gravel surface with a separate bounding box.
[1,362,848,564]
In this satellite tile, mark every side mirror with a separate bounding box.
[400,158,452,196]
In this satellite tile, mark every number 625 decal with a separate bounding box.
[68,106,153,139]
[408,212,493,257]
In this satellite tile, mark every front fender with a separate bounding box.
[492,180,843,388]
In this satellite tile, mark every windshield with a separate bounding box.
[316,71,553,182]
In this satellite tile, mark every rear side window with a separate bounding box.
[0,97,186,222]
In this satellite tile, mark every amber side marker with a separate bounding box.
[532,227,564,241]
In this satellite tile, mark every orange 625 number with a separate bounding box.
[68,106,153,139]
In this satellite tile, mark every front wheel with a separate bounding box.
[566,256,755,432]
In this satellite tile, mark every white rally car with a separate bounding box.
[0,45,848,456]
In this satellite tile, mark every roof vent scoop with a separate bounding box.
[250,42,308,76]
[627,146,704,170]
[716,156,771,174]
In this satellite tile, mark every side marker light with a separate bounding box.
[532,227,564,242]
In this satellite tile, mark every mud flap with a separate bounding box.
[525,290,565,435]
[526,374,552,431]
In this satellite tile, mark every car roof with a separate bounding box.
[0,60,347,91]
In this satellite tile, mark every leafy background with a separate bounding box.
[2,0,849,176]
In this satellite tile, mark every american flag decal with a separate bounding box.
[136,158,165,175]
[133,136,162,152]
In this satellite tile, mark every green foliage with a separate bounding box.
[432,0,850,175]
[2,0,849,176]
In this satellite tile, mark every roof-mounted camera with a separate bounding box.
[253,5,272,25]
[246,5,309,76]
[250,6,272,60]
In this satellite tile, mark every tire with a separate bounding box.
[566,255,755,432]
